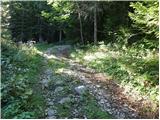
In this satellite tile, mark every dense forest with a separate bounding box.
[1,0,159,119]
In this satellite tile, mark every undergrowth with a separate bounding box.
[70,42,159,103]
[1,39,45,118]
[34,42,54,51]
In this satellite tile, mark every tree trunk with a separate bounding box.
[21,7,24,42]
[77,3,84,44]
[39,17,43,42]
[79,12,84,44]
[20,32,24,42]
[39,34,43,42]
[38,2,43,43]
[59,30,62,43]
[94,3,97,45]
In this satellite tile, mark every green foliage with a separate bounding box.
[81,93,112,119]
[35,42,54,51]
[70,43,159,102]
[3,1,158,45]
[42,1,73,34]
[103,2,130,43]
[2,1,51,42]
[114,26,132,46]
[14,112,35,119]
[1,38,45,118]
[2,1,159,119]
[129,1,158,38]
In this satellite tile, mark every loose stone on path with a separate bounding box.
[75,85,87,95]
[59,97,71,104]
[54,86,64,95]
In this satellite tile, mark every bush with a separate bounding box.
[129,1,158,38]
[1,38,45,118]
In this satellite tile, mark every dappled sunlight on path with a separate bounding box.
[36,45,158,119]
[37,50,57,60]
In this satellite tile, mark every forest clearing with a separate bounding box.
[1,0,159,119]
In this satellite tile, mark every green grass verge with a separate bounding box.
[70,43,159,103]
[1,39,45,118]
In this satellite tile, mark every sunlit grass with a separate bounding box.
[70,43,159,103]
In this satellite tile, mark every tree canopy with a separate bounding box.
[2,0,158,47]
[1,1,159,119]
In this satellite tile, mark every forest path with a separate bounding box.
[38,45,140,119]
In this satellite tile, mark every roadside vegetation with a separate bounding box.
[1,0,158,119]
[1,38,45,118]
[70,42,158,103]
